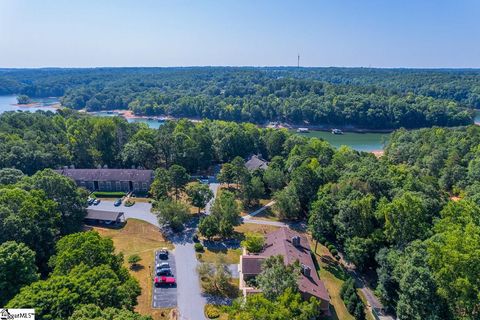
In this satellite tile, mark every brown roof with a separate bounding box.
[262,228,329,302]
[241,255,265,275]
[56,169,153,182]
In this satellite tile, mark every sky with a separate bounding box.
[0,0,479,68]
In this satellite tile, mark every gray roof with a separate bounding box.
[86,209,124,221]
[245,155,268,171]
[56,169,153,182]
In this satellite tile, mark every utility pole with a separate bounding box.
[297,53,300,68]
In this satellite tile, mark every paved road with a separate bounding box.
[153,250,177,308]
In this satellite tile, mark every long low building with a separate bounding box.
[239,227,330,315]
[56,168,154,193]
[85,209,125,226]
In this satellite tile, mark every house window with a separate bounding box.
[115,181,121,191]
[134,182,139,190]
[106,182,112,190]
[142,182,148,190]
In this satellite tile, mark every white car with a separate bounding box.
[156,262,170,270]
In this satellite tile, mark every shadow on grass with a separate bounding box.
[321,255,349,281]
[130,264,145,272]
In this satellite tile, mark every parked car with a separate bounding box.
[156,268,172,276]
[114,198,122,206]
[192,234,199,243]
[87,198,95,205]
[154,276,176,287]
[198,176,209,184]
[158,249,169,260]
[156,262,170,270]
[93,199,101,205]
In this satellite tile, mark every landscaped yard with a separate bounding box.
[198,247,242,264]
[233,223,280,238]
[310,240,374,320]
[94,219,175,320]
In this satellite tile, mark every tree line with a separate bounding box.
[1,67,478,129]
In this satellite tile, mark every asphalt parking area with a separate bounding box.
[152,249,178,308]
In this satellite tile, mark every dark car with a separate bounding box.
[87,197,95,205]
[93,198,101,205]
[192,234,199,243]
[156,268,172,276]
[114,198,122,206]
[158,249,169,260]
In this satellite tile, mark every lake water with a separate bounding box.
[294,130,389,152]
[0,95,389,151]
[0,95,59,113]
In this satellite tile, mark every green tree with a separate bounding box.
[218,163,235,188]
[197,257,234,297]
[256,255,299,300]
[241,232,265,253]
[263,167,285,192]
[149,168,170,200]
[121,140,156,169]
[49,231,123,276]
[198,215,220,239]
[380,192,431,248]
[7,264,141,320]
[273,184,302,220]
[0,168,24,185]
[308,197,335,252]
[226,288,319,320]
[28,169,87,235]
[0,241,39,306]
[427,200,480,318]
[16,94,31,104]
[186,182,214,214]
[168,164,190,200]
[69,304,152,320]
[153,198,190,231]
[240,175,265,207]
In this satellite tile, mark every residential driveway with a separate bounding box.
[205,183,219,214]
[88,200,157,226]
[153,250,177,308]
[169,219,207,320]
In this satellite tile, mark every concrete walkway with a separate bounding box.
[242,200,276,220]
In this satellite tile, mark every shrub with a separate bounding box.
[124,199,135,207]
[204,304,220,319]
[194,243,204,252]
[197,253,202,259]
[330,248,338,256]
[324,241,331,247]
[241,232,265,253]
[327,244,336,251]
[92,191,126,198]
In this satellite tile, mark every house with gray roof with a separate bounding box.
[245,155,268,171]
[56,168,154,193]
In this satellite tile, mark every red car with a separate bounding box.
[154,276,176,287]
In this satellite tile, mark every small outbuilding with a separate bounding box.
[85,209,125,226]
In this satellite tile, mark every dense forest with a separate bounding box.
[0,67,478,129]
[0,110,479,319]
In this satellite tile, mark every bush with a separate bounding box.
[194,243,204,252]
[324,241,331,247]
[197,253,202,259]
[204,304,220,319]
[241,232,265,253]
[330,248,338,256]
[92,191,126,198]
[327,244,336,251]
[124,199,135,207]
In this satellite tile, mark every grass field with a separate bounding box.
[198,247,242,264]
[94,219,175,320]
[311,241,354,320]
[233,223,280,238]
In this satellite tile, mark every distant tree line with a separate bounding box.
[1,67,478,129]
